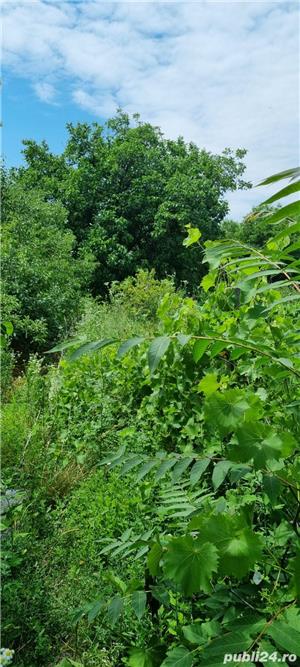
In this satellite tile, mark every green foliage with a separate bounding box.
[220,208,285,247]
[222,166,300,248]
[16,111,250,292]
[1,180,94,354]
[163,536,219,595]
[109,269,178,321]
[0,318,15,397]
[2,166,300,666]
[64,167,300,665]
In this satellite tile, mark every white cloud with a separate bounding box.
[73,88,117,117]
[34,81,57,103]
[2,0,299,218]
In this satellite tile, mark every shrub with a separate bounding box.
[1,181,94,356]
[109,269,178,320]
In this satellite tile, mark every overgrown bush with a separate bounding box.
[1,180,94,356]
[1,301,156,666]
[109,269,178,320]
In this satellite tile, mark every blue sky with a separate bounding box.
[2,0,299,219]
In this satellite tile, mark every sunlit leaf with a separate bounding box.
[148,336,171,374]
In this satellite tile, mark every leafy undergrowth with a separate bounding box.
[1,295,169,666]
[1,170,300,666]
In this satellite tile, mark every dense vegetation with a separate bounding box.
[1,114,300,667]
[6,111,250,295]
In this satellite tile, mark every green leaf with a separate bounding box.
[264,294,300,312]
[46,337,84,353]
[212,461,232,490]
[189,458,210,486]
[210,341,227,358]
[87,599,104,623]
[177,334,192,346]
[136,459,158,481]
[262,474,281,505]
[294,549,300,602]
[117,337,145,358]
[282,607,300,632]
[183,620,220,645]
[237,268,294,284]
[197,373,220,396]
[2,320,14,335]
[69,338,117,361]
[194,513,262,578]
[128,647,160,667]
[132,591,147,620]
[230,346,246,360]
[228,424,296,469]
[134,545,149,560]
[264,201,300,224]
[201,271,217,292]
[70,606,86,625]
[267,620,300,656]
[201,630,253,659]
[120,455,143,475]
[154,459,177,481]
[204,389,252,434]
[258,167,300,185]
[107,595,123,626]
[68,341,99,360]
[183,225,201,247]
[108,573,127,593]
[163,535,219,595]
[257,640,284,667]
[271,220,300,241]
[204,242,241,270]
[148,336,171,374]
[161,646,193,667]
[193,339,210,362]
[99,444,126,466]
[147,542,163,577]
[172,457,194,481]
[256,279,295,294]
[262,179,300,204]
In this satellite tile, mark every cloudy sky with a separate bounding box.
[2,0,299,219]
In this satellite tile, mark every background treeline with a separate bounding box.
[2,110,279,362]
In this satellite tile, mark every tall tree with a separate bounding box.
[17,111,251,292]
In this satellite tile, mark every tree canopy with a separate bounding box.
[16,111,250,292]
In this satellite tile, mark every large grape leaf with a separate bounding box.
[163,535,219,596]
[128,647,162,667]
[191,514,262,578]
[228,423,297,468]
[204,389,255,434]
